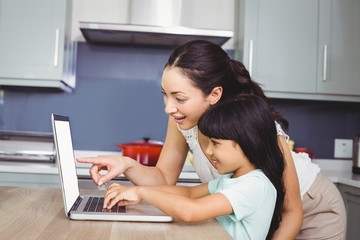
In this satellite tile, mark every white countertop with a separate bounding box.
[0,150,199,182]
[312,159,360,188]
[1,150,359,187]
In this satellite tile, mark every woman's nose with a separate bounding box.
[164,101,177,115]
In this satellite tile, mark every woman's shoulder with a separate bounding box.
[275,121,289,141]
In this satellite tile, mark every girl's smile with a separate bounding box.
[211,159,219,169]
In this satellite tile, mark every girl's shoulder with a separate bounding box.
[217,170,269,189]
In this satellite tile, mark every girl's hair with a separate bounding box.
[165,40,288,131]
[198,95,285,239]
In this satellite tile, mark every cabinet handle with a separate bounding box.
[53,28,60,67]
[322,45,328,81]
[344,191,360,198]
[248,40,253,76]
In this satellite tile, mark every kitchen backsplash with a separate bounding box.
[0,43,359,159]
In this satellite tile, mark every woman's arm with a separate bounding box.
[78,117,189,186]
[272,135,303,239]
[126,117,189,185]
[105,183,233,223]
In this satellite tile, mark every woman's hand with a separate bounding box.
[104,183,142,209]
[77,156,134,187]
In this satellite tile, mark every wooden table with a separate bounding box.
[0,186,231,240]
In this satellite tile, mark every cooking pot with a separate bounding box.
[295,147,315,159]
[117,138,163,166]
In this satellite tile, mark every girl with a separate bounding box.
[78,40,346,239]
[104,95,285,240]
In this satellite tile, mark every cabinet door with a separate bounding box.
[338,184,360,240]
[242,0,318,93]
[318,0,360,96]
[0,0,66,80]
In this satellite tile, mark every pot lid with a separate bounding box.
[118,138,163,147]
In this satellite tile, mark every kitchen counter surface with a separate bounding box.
[0,150,200,184]
[0,186,231,240]
[1,150,359,188]
[312,159,360,188]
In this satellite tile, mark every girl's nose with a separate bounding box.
[205,144,213,156]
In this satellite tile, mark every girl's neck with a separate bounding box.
[232,164,257,178]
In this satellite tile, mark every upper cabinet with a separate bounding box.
[0,0,76,91]
[317,0,360,96]
[235,0,360,102]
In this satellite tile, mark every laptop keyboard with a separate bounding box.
[84,197,126,213]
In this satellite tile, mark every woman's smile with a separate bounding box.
[172,115,186,124]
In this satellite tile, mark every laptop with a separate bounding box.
[51,113,173,222]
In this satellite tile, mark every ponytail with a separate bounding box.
[228,59,289,131]
[165,40,289,131]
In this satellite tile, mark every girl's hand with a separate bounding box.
[104,183,142,209]
[77,156,134,187]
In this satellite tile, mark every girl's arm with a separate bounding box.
[104,183,233,223]
[78,117,189,186]
[272,135,303,240]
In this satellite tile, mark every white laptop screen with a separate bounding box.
[52,114,80,214]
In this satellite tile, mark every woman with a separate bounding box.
[78,40,346,239]
[104,95,285,240]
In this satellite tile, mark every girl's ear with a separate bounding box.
[209,86,223,105]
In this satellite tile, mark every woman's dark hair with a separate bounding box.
[198,95,285,239]
[165,40,288,131]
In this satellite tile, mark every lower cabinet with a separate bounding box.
[0,172,60,188]
[337,183,360,240]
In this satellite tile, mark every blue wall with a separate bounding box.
[0,42,359,158]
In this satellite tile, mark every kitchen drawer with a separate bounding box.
[0,172,60,188]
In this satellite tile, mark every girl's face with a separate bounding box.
[161,67,218,130]
[205,138,256,178]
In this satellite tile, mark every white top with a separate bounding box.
[208,170,276,240]
[178,126,219,182]
[178,122,320,198]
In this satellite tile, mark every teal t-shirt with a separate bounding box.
[208,169,276,240]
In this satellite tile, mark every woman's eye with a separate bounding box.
[176,98,186,103]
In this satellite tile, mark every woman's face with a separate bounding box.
[161,67,214,130]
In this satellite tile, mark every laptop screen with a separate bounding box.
[52,114,80,214]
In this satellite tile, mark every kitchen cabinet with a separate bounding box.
[317,0,360,96]
[0,0,76,91]
[337,183,360,240]
[235,0,360,102]
[0,172,60,188]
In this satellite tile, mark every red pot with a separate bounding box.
[117,138,163,166]
[295,147,315,159]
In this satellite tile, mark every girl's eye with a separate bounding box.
[211,139,219,146]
